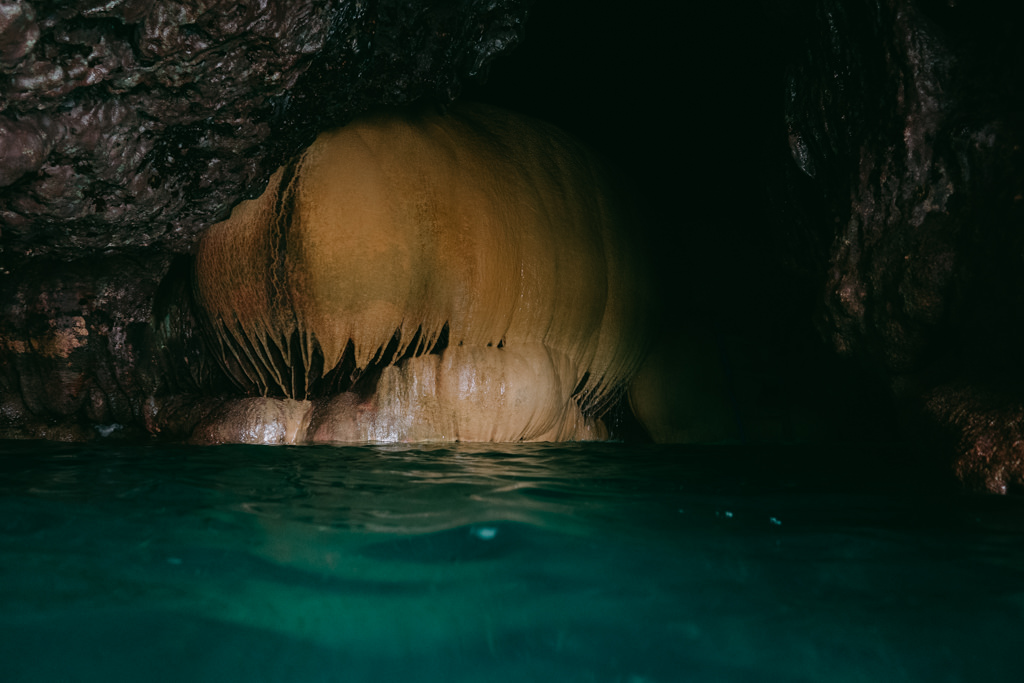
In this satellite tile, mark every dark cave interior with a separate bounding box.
[1,0,1022,492]
[463,1,891,443]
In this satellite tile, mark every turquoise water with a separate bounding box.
[1,441,1022,682]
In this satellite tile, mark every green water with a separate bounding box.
[0,441,1021,682]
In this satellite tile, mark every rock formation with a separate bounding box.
[0,0,528,439]
[776,0,1024,492]
[1,0,1022,493]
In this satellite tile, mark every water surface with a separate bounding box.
[1,441,1021,682]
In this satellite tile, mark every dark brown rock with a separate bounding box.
[0,0,526,258]
[779,0,1024,490]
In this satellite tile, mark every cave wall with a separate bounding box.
[777,0,1024,491]
[0,0,525,256]
[1,0,1023,492]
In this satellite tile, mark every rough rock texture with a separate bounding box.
[779,0,1024,492]
[0,253,171,439]
[0,0,527,437]
[0,0,525,257]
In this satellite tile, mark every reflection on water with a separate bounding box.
[1,440,1022,682]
